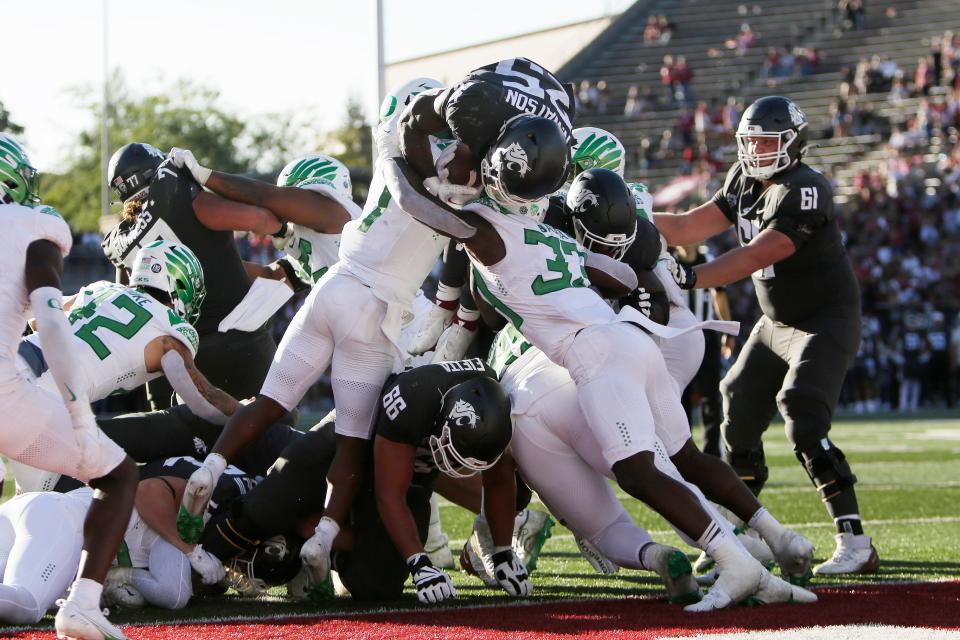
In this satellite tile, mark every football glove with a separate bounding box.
[407,303,455,355]
[619,287,653,318]
[408,553,457,604]
[492,548,532,597]
[168,147,211,185]
[181,453,226,525]
[667,254,697,290]
[430,322,476,363]
[435,142,478,186]
[187,544,226,585]
[423,176,482,208]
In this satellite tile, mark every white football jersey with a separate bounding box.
[280,182,362,286]
[23,281,198,402]
[333,138,452,306]
[466,197,615,364]
[0,203,72,390]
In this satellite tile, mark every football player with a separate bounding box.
[0,133,137,640]
[0,482,200,624]
[167,150,360,291]
[102,143,279,405]
[10,242,240,495]
[654,96,879,574]
[180,77,455,592]
[397,57,575,209]
[380,121,777,611]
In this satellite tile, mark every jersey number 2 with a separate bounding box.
[74,294,152,360]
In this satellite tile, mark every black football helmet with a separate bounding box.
[226,534,305,595]
[736,96,808,180]
[107,142,166,203]
[429,376,512,478]
[481,115,570,208]
[567,168,637,260]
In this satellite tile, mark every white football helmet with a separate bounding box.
[571,127,626,178]
[277,154,352,201]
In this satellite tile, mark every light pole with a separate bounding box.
[100,0,110,221]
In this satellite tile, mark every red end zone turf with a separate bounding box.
[11,582,960,640]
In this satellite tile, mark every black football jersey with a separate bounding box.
[101,158,252,335]
[375,358,497,483]
[140,455,258,517]
[712,162,860,324]
[439,57,575,158]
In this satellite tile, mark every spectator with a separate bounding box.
[673,56,695,105]
[656,15,674,43]
[623,84,646,117]
[643,15,661,43]
[577,79,597,114]
[659,55,675,103]
[734,23,755,55]
[840,0,866,31]
[595,80,611,115]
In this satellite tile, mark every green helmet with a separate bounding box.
[276,154,352,201]
[129,240,206,325]
[0,133,40,205]
[571,127,626,178]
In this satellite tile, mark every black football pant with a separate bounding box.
[682,330,723,457]
[147,325,277,410]
[720,311,862,518]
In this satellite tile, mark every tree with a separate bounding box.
[0,100,24,135]
[42,72,275,230]
[318,96,373,202]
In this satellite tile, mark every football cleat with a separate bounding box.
[685,552,762,613]
[425,531,456,570]
[431,323,477,363]
[101,568,144,609]
[813,533,880,575]
[55,599,129,640]
[739,528,776,568]
[460,516,498,587]
[643,544,701,605]
[693,549,714,574]
[512,509,554,572]
[767,528,815,584]
[747,569,818,605]
[576,536,619,574]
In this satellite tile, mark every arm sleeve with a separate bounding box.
[764,184,829,249]
[585,250,639,292]
[160,350,228,425]
[30,287,91,415]
[131,538,192,610]
[381,158,477,240]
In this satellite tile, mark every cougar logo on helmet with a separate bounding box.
[788,102,806,126]
[449,400,480,428]
[569,187,600,214]
[499,143,531,177]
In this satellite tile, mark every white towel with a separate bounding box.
[616,305,740,338]
[218,278,294,333]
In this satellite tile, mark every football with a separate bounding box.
[444,143,478,186]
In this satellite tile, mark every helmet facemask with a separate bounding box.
[736,124,804,180]
[571,128,626,179]
[573,217,635,260]
[131,241,206,325]
[428,421,501,478]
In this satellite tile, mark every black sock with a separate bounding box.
[835,517,864,536]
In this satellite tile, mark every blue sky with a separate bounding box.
[4,0,632,170]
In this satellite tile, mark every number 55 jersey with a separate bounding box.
[19,281,198,402]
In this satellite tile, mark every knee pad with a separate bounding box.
[796,438,857,502]
[723,445,768,495]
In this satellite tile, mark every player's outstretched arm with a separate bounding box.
[373,435,423,559]
[686,228,795,290]
[149,337,239,424]
[482,453,532,597]
[25,240,91,415]
[653,201,731,247]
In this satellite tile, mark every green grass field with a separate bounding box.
[2,415,959,630]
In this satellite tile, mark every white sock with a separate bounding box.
[66,578,103,610]
[696,520,728,557]
[748,507,786,545]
